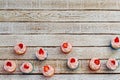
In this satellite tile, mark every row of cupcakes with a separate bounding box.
[67,57,119,71]
[4,60,55,77]
[3,58,118,75]
[13,36,120,56]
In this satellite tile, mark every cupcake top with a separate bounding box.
[36,48,47,60]
[42,65,54,77]
[67,57,79,69]
[89,58,101,71]
[20,62,33,73]
[106,58,118,70]
[61,42,72,53]
[111,37,120,49]
[14,42,26,54]
[4,60,16,72]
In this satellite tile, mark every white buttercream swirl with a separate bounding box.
[89,58,101,71]
[42,65,54,77]
[67,57,79,69]
[61,42,72,53]
[4,60,16,72]
[20,62,33,73]
[14,42,26,54]
[111,38,120,49]
[106,58,118,70]
[36,48,47,60]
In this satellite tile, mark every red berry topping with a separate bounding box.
[70,58,76,63]
[111,60,115,65]
[114,37,119,43]
[19,43,23,49]
[94,59,100,65]
[62,42,68,48]
[44,65,49,72]
[24,64,29,69]
[39,48,44,55]
[6,62,12,67]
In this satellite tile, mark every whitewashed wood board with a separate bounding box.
[1,74,120,80]
[0,35,117,46]
[1,11,120,21]
[0,0,120,9]
[0,22,120,34]
[0,47,119,59]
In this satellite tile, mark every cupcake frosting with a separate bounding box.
[111,37,120,49]
[4,60,16,72]
[14,42,26,54]
[42,65,54,77]
[106,58,118,70]
[61,42,72,53]
[36,48,47,60]
[67,57,79,69]
[20,62,33,73]
[89,58,101,71]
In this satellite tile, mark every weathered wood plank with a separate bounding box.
[1,74,120,80]
[0,60,120,74]
[0,35,116,46]
[1,11,120,21]
[0,0,120,9]
[0,47,119,59]
[1,22,120,34]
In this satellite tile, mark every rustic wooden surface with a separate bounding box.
[0,0,120,80]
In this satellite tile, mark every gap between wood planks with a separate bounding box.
[1,9,120,11]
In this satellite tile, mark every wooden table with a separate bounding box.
[0,0,120,80]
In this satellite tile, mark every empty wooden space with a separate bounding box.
[0,0,120,80]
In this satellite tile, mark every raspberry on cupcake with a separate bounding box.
[67,57,79,70]
[89,58,101,71]
[111,36,120,49]
[4,60,16,73]
[106,58,118,70]
[42,65,55,77]
[60,42,72,54]
[20,62,33,73]
[14,42,27,55]
[36,48,48,60]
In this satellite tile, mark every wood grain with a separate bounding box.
[1,22,120,34]
[0,47,119,59]
[1,74,120,80]
[1,11,120,22]
[0,0,120,9]
[0,35,116,46]
[0,60,120,74]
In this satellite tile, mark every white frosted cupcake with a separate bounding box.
[89,58,101,71]
[36,48,48,60]
[111,37,120,49]
[67,57,79,70]
[4,60,16,73]
[14,42,27,55]
[106,58,118,70]
[42,65,55,77]
[20,62,33,73]
[60,42,72,54]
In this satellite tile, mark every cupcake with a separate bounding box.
[20,62,33,73]
[106,58,118,70]
[89,58,101,71]
[4,60,16,73]
[67,57,79,70]
[111,36,120,49]
[14,42,27,55]
[36,48,48,60]
[42,65,55,77]
[60,42,72,54]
